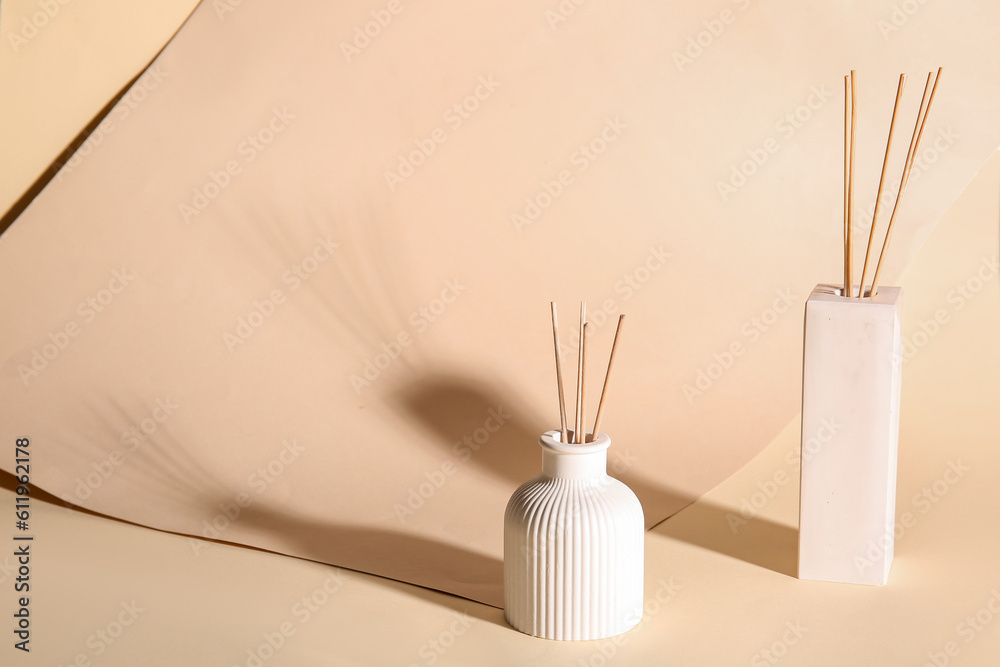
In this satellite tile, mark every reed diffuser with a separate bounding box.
[799,68,942,585]
[503,303,644,640]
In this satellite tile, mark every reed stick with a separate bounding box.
[843,74,851,296]
[550,302,569,444]
[580,322,590,443]
[592,315,624,441]
[860,73,907,298]
[870,67,942,297]
[847,70,857,297]
[574,302,587,444]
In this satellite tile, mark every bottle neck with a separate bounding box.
[542,447,608,480]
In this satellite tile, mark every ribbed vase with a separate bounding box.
[503,430,644,640]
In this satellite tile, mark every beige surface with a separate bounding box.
[0,0,200,218]
[2,0,999,608]
[2,151,998,666]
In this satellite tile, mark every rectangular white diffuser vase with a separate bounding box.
[798,284,903,585]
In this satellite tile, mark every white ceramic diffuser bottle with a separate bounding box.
[798,284,903,585]
[796,66,943,585]
[504,429,644,640]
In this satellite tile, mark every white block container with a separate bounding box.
[798,284,903,585]
[504,430,644,640]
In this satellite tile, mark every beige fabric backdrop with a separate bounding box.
[0,0,200,216]
[1,0,998,606]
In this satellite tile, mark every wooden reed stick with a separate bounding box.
[847,70,857,297]
[574,302,587,444]
[870,67,942,297]
[843,74,851,297]
[550,302,569,444]
[580,322,590,443]
[592,315,624,441]
[860,73,907,298]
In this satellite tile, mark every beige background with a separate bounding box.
[0,0,201,219]
[2,151,998,665]
[1,0,999,660]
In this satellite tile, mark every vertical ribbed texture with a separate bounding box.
[504,474,644,640]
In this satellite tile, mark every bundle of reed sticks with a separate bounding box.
[844,67,943,298]
[549,302,624,444]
